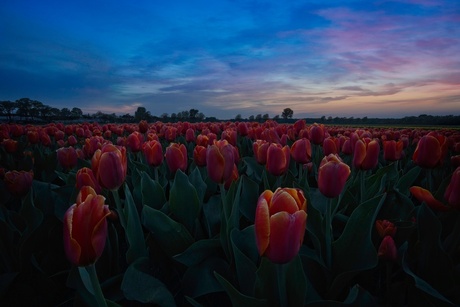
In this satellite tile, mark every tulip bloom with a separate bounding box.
[63,188,110,266]
[412,134,445,168]
[383,140,404,162]
[165,143,188,174]
[4,170,33,197]
[353,138,380,170]
[375,220,397,238]
[193,145,207,167]
[323,137,340,156]
[56,146,78,170]
[126,131,144,152]
[444,167,460,210]
[410,186,449,211]
[76,167,102,194]
[92,144,127,190]
[378,236,398,262]
[255,188,307,264]
[206,140,235,184]
[1,139,18,153]
[142,140,164,167]
[290,138,312,164]
[318,154,351,198]
[309,123,325,145]
[266,143,290,176]
[253,139,270,165]
[185,128,196,143]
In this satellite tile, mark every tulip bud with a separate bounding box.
[142,140,164,167]
[375,220,397,238]
[185,128,196,143]
[383,140,404,162]
[206,140,235,184]
[63,191,110,266]
[92,144,127,190]
[323,137,339,156]
[444,167,460,210]
[193,145,207,167]
[309,123,325,145]
[378,236,398,262]
[266,143,290,176]
[412,134,445,168]
[353,138,380,170]
[56,146,78,171]
[290,138,312,164]
[126,131,144,152]
[4,170,34,197]
[318,154,351,198]
[410,186,449,211]
[165,143,188,174]
[253,139,270,165]
[76,167,102,194]
[255,188,307,264]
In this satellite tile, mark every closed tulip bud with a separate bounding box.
[126,131,144,152]
[383,140,404,161]
[206,140,235,184]
[165,143,188,174]
[375,220,397,238]
[2,139,18,153]
[323,137,339,156]
[27,130,40,144]
[451,155,460,169]
[412,134,445,168]
[142,140,164,167]
[57,146,78,170]
[318,154,351,198]
[266,143,290,176]
[290,138,312,164]
[253,139,270,165]
[76,167,102,194]
[139,120,149,133]
[410,186,449,211]
[67,135,78,146]
[63,191,110,266]
[196,134,210,147]
[444,167,460,210]
[353,139,380,170]
[185,128,196,143]
[309,123,325,145]
[255,188,307,264]
[378,236,398,262]
[221,129,237,146]
[193,145,207,167]
[237,122,249,136]
[92,144,127,190]
[4,170,34,197]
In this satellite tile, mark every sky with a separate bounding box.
[1,0,459,119]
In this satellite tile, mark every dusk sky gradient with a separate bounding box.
[1,0,459,119]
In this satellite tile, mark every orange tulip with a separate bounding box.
[76,167,102,194]
[63,187,110,266]
[142,140,164,167]
[193,145,207,167]
[290,138,312,164]
[410,186,449,211]
[412,134,445,168]
[92,144,127,190]
[318,154,351,198]
[165,142,188,174]
[4,170,33,197]
[253,139,270,165]
[266,143,290,176]
[206,140,235,184]
[375,220,397,238]
[255,188,307,264]
[126,131,144,152]
[444,167,460,210]
[383,140,404,161]
[353,138,380,170]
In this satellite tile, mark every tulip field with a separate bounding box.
[0,120,459,306]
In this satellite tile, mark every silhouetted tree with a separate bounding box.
[189,108,199,119]
[71,107,83,119]
[135,107,150,122]
[281,108,293,119]
[262,114,269,121]
[0,100,16,121]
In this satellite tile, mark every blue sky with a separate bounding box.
[1,0,459,119]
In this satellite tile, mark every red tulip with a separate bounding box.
[266,143,290,176]
[186,128,196,143]
[2,139,18,153]
[92,144,127,190]
[56,146,78,170]
[318,154,351,198]
[126,131,144,152]
[206,140,235,184]
[165,143,188,174]
[193,145,207,167]
[63,188,110,266]
[309,123,325,145]
[139,120,149,133]
[383,140,404,161]
[290,138,312,164]
[444,167,460,210]
[255,188,307,264]
[4,170,33,197]
[142,140,164,167]
[353,138,380,170]
[378,236,397,262]
[76,167,102,194]
[323,137,339,156]
[412,134,445,168]
[410,186,449,211]
[375,220,397,238]
[253,139,270,165]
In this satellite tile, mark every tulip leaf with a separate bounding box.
[123,183,148,264]
[19,188,43,240]
[121,257,176,306]
[214,271,267,307]
[140,171,166,210]
[169,169,200,230]
[239,176,260,222]
[189,167,207,204]
[306,284,376,306]
[174,239,221,267]
[142,205,194,257]
[202,195,223,238]
[329,193,386,298]
[230,227,258,295]
[395,165,421,195]
[242,156,264,182]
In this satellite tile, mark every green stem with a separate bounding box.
[111,188,126,229]
[426,169,433,192]
[360,170,365,204]
[298,163,303,181]
[325,197,333,269]
[154,166,159,182]
[219,183,228,219]
[86,264,108,307]
[385,261,392,305]
[277,263,287,307]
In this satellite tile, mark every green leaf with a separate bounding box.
[189,167,207,204]
[140,171,166,210]
[121,257,176,306]
[395,165,421,195]
[142,206,194,257]
[19,188,43,238]
[174,239,221,267]
[169,170,200,230]
[230,227,258,295]
[182,257,229,298]
[285,255,307,307]
[123,183,148,264]
[214,271,267,307]
[239,176,260,222]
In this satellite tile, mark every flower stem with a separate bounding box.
[276,263,287,307]
[86,264,107,307]
[111,188,126,229]
[360,170,365,204]
[325,197,333,269]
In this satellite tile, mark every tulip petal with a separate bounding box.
[254,199,270,256]
[270,189,300,215]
